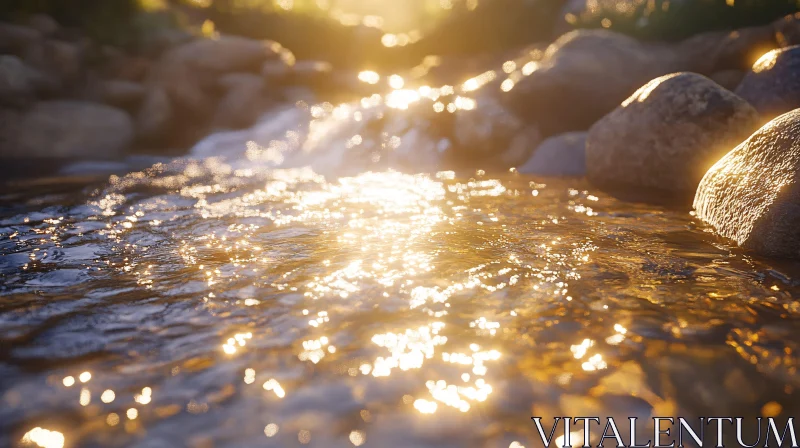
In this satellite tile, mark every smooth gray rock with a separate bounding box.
[504,29,678,135]
[735,45,800,121]
[694,108,800,258]
[518,132,587,176]
[0,101,133,159]
[586,72,760,203]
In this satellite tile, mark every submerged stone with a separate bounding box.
[517,131,586,176]
[694,108,800,258]
[586,72,759,204]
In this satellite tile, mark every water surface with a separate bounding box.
[3,156,800,447]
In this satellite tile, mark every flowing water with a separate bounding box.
[3,85,800,448]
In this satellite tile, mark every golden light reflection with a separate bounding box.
[21,428,65,448]
[357,70,380,85]
[263,378,286,398]
[752,49,779,73]
[462,70,497,92]
[265,423,279,437]
[388,74,405,89]
[222,332,253,354]
[101,389,116,403]
[349,430,366,446]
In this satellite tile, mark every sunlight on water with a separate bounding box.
[4,157,800,446]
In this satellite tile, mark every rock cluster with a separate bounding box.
[0,14,334,161]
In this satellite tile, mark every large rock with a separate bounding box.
[735,45,800,122]
[0,101,133,159]
[586,72,760,203]
[694,108,800,258]
[503,29,677,136]
[518,131,586,176]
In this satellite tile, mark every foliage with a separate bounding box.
[562,0,800,41]
[0,0,182,47]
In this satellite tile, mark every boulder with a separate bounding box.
[586,72,760,203]
[694,108,800,258]
[503,29,677,136]
[735,45,800,122]
[0,101,133,159]
[518,131,587,176]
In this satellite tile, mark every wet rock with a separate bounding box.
[0,23,41,55]
[0,101,133,159]
[586,72,759,203]
[99,80,146,108]
[735,46,800,122]
[518,131,587,176]
[694,109,800,258]
[504,29,676,136]
[710,70,745,91]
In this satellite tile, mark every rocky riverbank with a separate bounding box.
[0,13,354,168]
